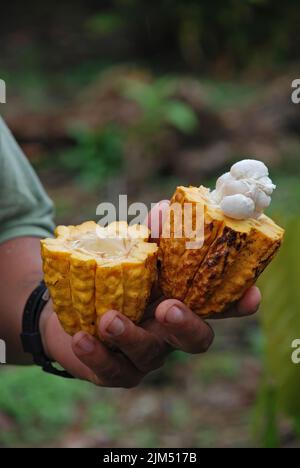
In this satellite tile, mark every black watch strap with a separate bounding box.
[20,280,74,379]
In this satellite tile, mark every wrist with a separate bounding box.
[39,301,54,361]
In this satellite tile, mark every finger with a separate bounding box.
[98,310,169,373]
[153,299,214,354]
[72,331,143,388]
[145,200,170,242]
[237,286,261,315]
[208,286,261,319]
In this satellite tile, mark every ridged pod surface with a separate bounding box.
[159,186,284,316]
[41,221,157,336]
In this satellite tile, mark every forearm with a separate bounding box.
[0,237,46,364]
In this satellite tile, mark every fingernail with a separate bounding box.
[77,335,95,353]
[106,316,125,336]
[165,306,184,324]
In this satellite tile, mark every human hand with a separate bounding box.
[40,201,261,387]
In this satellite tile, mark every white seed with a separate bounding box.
[220,194,255,220]
[210,189,222,204]
[257,176,276,196]
[230,159,269,180]
[254,190,271,211]
[211,159,275,219]
[216,172,233,190]
[222,179,251,197]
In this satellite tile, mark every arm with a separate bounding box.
[0,116,55,363]
[0,237,45,363]
[0,117,260,384]
[0,203,261,387]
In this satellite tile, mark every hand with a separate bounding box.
[41,201,261,387]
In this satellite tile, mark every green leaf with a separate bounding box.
[259,217,300,417]
[252,380,280,448]
[123,81,162,111]
[164,100,198,133]
[59,125,124,189]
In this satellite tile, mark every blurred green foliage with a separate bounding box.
[1,0,300,449]
[123,78,198,135]
[255,218,300,446]
[196,353,241,384]
[252,381,280,448]
[85,401,121,439]
[261,218,300,415]
[270,176,300,219]
[1,0,298,90]
[201,80,262,111]
[86,12,125,37]
[83,0,300,71]
[59,125,124,189]
[58,77,198,189]
[0,367,92,445]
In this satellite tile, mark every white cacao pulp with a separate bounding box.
[210,159,276,220]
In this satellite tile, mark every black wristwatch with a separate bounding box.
[20,280,74,378]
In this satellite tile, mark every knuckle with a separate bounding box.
[140,356,165,373]
[104,365,122,382]
[87,363,144,389]
[101,366,143,389]
[165,334,181,349]
[92,363,123,387]
[188,327,215,354]
[137,341,166,373]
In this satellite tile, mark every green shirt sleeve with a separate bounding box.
[0,116,55,244]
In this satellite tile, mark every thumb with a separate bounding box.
[145,200,170,242]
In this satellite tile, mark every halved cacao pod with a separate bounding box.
[41,221,157,336]
[159,186,284,316]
